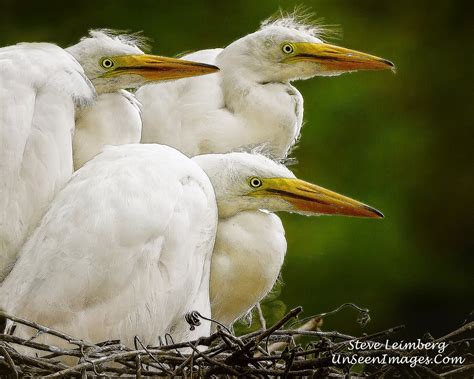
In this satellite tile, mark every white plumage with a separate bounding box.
[67,31,146,170]
[136,15,390,327]
[137,16,393,159]
[210,210,286,327]
[0,144,218,347]
[0,42,95,281]
[0,30,218,282]
[192,152,382,327]
[67,30,219,170]
[138,45,304,159]
[72,89,142,169]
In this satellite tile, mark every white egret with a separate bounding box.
[0,42,94,281]
[0,31,218,281]
[0,147,381,347]
[66,30,219,169]
[0,144,218,347]
[192,152,383,327]
[137,14,394,159]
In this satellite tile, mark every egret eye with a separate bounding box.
[101,58,114,69]
[249,177,262,188]
[281,43,294,54]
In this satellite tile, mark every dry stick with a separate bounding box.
[221,366,316,376]
[272,329,354,340]
[219,333,273,372]
[135,354,142,379]
[349,325,405,343]
[256,345,270,357]
[434,321,473,343]
[414,364,443,379]
[0,344,19,379]
[134,336,173,375]
[289,356,336,370]
[49,346,206,378]
[257,317,321,356]
[189,348,194,378]
[288,303,369,330]
[237,313,327,344]
[440,363,474,377]
[237,328,268,342]
[256,315,471,376]
[173,347,195,375]
[0,357,15,370]
[0,334,82,358]
[186,342,240,376]
[218,332,235,351]
[252,307,302,348]
[148,333,217,351]
[217,328,245,349]
[42,343,128,361]
[43,349,150,378]
[323,324,405,355]
[207,344,231,358]
[0,312,94,348]
[1,345,71,374]
[375,322,474,360]
[116,357,167,375]
[79,363,158,377]
[225,306,302,367]
[216,328,267,372]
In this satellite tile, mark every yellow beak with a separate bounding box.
[283,42,394,72]
[251,178,383,218]
[101,54,219,80]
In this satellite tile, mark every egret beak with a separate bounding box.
[101,54,219,80]
[283,42,394,72]
[251,178,383,218]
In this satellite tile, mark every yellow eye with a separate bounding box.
[281,43,294,54]
[100,58,114,69]
[249,177,263,188]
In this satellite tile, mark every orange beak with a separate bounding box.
[251,177,383,218]
[101,54,219,81]
[282,42,394,72]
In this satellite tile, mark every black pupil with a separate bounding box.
[104,60,111,67]
[285,45,292,53]
[252,179,260,186]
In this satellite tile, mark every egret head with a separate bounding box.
[193,152,383,219]
[217,13,394,83]
[67,30,219,93]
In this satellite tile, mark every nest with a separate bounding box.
[0,305,473,377]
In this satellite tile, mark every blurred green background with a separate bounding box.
[1,0,472,339]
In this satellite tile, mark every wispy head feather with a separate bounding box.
[261,6,342,42]
[231,143,297,167]
[86,29,152,53]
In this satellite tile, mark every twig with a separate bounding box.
[440,363,474,377]
[0,311,94,348]
[0,344,18,379]
[0,306,471,378]
[257,316,321,355]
